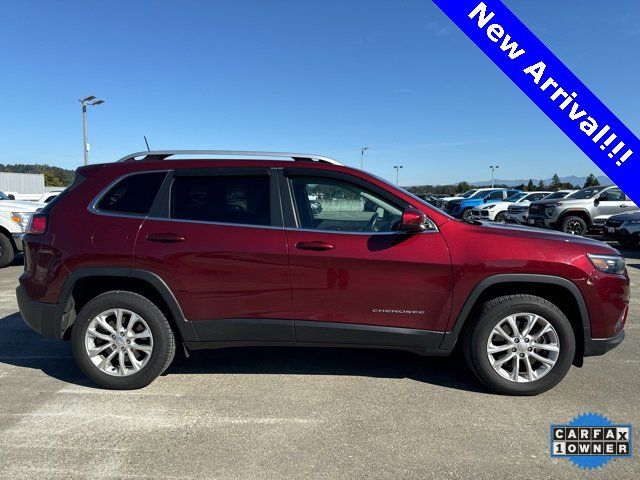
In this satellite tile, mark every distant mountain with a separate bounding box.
[470,175,613,188]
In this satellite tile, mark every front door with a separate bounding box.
[281,170,452,339]
[594,188,637,225]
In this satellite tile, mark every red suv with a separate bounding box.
[17,151,629,395]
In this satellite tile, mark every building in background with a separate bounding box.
[0,172,46,199]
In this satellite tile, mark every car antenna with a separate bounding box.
[144,135,151,151]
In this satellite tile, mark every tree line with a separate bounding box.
[0,164,75,187]
[407,173,601,196]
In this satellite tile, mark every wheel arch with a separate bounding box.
[0,224,18,250]
[440,274,589,366]
[557,209,592,227]
[59,267,198,342]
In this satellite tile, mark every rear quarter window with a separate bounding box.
[96,172,167,215]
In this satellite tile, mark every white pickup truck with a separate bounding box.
[0,191,45,267]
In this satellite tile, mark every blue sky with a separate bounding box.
[1,0,639,185]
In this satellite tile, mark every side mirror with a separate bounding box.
[595,194,605,204]
[483,197,489,203]
[7,194,15,200]
[399,208,428,233]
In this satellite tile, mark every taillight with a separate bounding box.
[27,214,48,234]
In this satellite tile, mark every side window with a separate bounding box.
[488,191,503,200]
[290,176,403,232]
[600,188,624,201]
[171,175,270,226]
[529,193,544,201]
[97,172,167,215]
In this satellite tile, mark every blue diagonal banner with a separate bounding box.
[432,0,639,202]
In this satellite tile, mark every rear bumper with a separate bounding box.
[16,284,65,339]
[583,330,625,357]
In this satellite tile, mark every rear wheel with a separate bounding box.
[0,234,15,268]
[560,216,588,236]
[71,291,175,389]
[463,294,575,395]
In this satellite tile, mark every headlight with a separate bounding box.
[10,212,33,232]
[484,204,496,209]
[545,208,557,216]
[587,254,626,274]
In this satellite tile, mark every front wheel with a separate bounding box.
[462,209,474,222]
[560,216,588,236]
[463,294,575,395]
[71,291,175,389]
[495,212,507,224]
[0,234,15,268]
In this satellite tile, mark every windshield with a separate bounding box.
[469,190,492,198]
[506,193,527,202]
[567,186,607,199]
[460,189,478,198]
[0,191,8,200]
[543,191,569,200]
[475,190,497,199]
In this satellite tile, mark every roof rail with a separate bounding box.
[116,150,343,166]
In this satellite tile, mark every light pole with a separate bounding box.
[394,165,404,185]
[80,95,105,165]
[360,146,368,169]
[490,165,500,188]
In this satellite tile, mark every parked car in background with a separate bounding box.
[603,211,640,247]
[446,188,521,220]
[527,185,638,235]
[472,191,551,223]
[18,150,629,395]
[0,191,45,267]
[35,191,63,204]
[416,194,448,207]
[435,188,489,209]
[506,190,576,225]
[4,191,64,203]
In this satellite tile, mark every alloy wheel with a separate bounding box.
[486,313,560,383]
[84,308,154,376]
[565,220,584,235]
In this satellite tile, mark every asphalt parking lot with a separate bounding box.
[1,246,639,479]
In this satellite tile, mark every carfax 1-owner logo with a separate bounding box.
[550,413,633,469]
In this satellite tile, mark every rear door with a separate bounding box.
[280,169,452,344]
[134,168,294,342]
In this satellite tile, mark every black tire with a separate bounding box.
[560,215,588,236]
[618,239,638,248]
[0,234,15,268]
[462,209,474,221]
[71,291,175,389]
[463,294,575,396]
[494,212,507,223]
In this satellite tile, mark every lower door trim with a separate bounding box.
[189,318,445,355]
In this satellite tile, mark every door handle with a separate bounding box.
[146,233,186,243]
[620,204,629,208]
[295,241,335,251]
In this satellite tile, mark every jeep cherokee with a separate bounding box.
[17,151,629,395]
